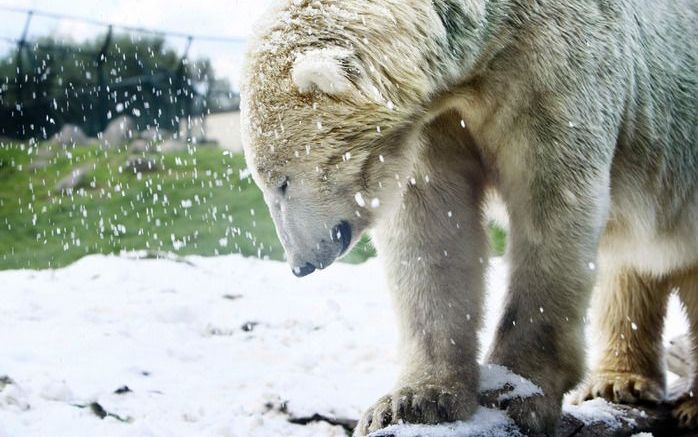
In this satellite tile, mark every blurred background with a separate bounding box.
[0,0,389,270]
[0,0,505,270]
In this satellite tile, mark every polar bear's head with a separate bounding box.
[240,1,480,275]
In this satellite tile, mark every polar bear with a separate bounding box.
[240,0,697,435]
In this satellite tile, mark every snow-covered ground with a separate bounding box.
[0,254,689,436]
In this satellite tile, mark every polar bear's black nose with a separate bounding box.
[293,262,316,277]
[332,220,352,255]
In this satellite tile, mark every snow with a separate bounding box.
[479,364,542,402]
[0,254,689,436]
[373,409,521,437]
[563,398,636,428]
[0,254,394,436]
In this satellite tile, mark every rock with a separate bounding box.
[159,139,188,153]
[36,146,55,159]
[129,139,153,154]
[375,361,698,437]
[0,376,30,411]
[140,127,171,142]
[51,124,89,147]
[0,376,13,390]
[372,403,685,437]
[124,156,159,174]
[28,159,50,171]
[288,414,356,433]
[558,402,684,437]
[100,116,136,148]
[241,321,259,332]
[114,385,132,395]
[55,165,90,193]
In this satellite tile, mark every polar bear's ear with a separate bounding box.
[292,47,354,96]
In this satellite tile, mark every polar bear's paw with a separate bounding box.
[572,371,664,405]
[673,393,698,429]
[496,392,560,436]
[354,383,477,436]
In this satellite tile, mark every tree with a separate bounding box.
[0,32,234,139]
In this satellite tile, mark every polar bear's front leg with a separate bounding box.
[485,135,612,435]
[356,138,487,435]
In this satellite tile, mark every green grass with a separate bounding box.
[0,141,505,270]
[0,141,376,270]
[489,224,507,258]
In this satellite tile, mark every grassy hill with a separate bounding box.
[0,141,504,270]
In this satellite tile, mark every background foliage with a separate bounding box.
[0,33,235,139]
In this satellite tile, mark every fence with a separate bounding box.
[0,6,243,140]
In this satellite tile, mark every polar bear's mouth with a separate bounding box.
[291,221,352,278]
[332,220,352,256]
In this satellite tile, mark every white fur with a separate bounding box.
[600,215,698,277]
[292,48,353,95]
[241,1,697,432]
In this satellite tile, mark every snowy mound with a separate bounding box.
[372,408,521,437]
[0,254,688,436]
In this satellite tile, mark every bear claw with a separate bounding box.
[480,384,559,436]
[355,384,476,436]
[572,371,664,405]
[673,393,698,429]
[502,395,559,437]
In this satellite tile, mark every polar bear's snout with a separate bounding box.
[287,220,352,277]
[292,262,316,277]
[279,220,352,278]
[268,193,355,277]
[247,164,365,278]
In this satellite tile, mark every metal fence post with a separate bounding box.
[97,25,113,133]
[15,10,33,118]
